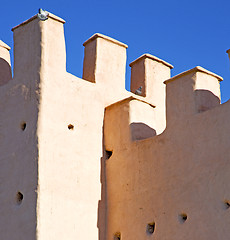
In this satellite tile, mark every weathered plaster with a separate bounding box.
[0,11,229,240]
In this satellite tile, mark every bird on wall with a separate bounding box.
[135,86,143,95]
[37,8,49,21]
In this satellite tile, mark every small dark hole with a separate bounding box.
[179,213,187,223]
[114,232,121,240]
[68,124,74,130]
[105,150,113,159]
[146,222,155,235]
[21,122,26,131]
[224,200,230,209]
[16,192,23,205]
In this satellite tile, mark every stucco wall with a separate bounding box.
[105,66,230,240]
[0,10,229,240]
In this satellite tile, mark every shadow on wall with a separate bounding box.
[195,89,220,113]
[98,123,109,240]
[98,122,156,239]
[0,58,12,86]
[130,122,156,141]
[98,152,108,240]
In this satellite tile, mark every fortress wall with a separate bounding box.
[37,75,105,239]
[105,66,230,240]
[26,15,104,240]
[0,18,42,240]
[0,11,139,240]
[0,13,106,240]
[1,10,229,240]
[165,66,222,125]
[130,54,173,134]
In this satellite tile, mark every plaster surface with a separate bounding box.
[0,11,229,240]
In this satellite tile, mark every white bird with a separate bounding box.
[135,86,143,95]
[37,8,49,21]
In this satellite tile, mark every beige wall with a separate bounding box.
[0,20,39,239]
[0,11,229,240]
[105,66,230,240]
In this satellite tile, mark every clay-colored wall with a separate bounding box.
[0,12,150,240]
[0,10,229,240]
[0,19,40,239]
[105,67,230,240]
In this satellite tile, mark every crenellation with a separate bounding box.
[104,96,156,151]
[83,33,127,92]
[12,17,42,84]
[130,53,173,133]
[165,66,222,125]
[12,12,66,83]
[1,10,230,240]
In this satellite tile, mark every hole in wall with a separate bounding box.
[105,150,113,159]
[16,192,23,205]
[179,213,187,223]
[68,124,74,130]
[21,122,26,131]
[146,222,155,235]
[114,232,121,240]
[224,200,230,209]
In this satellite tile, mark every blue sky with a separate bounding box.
[1,0,230,102]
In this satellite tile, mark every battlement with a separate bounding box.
[164,66,222,125]
[0,11,230,240]
[1,11,226,131]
